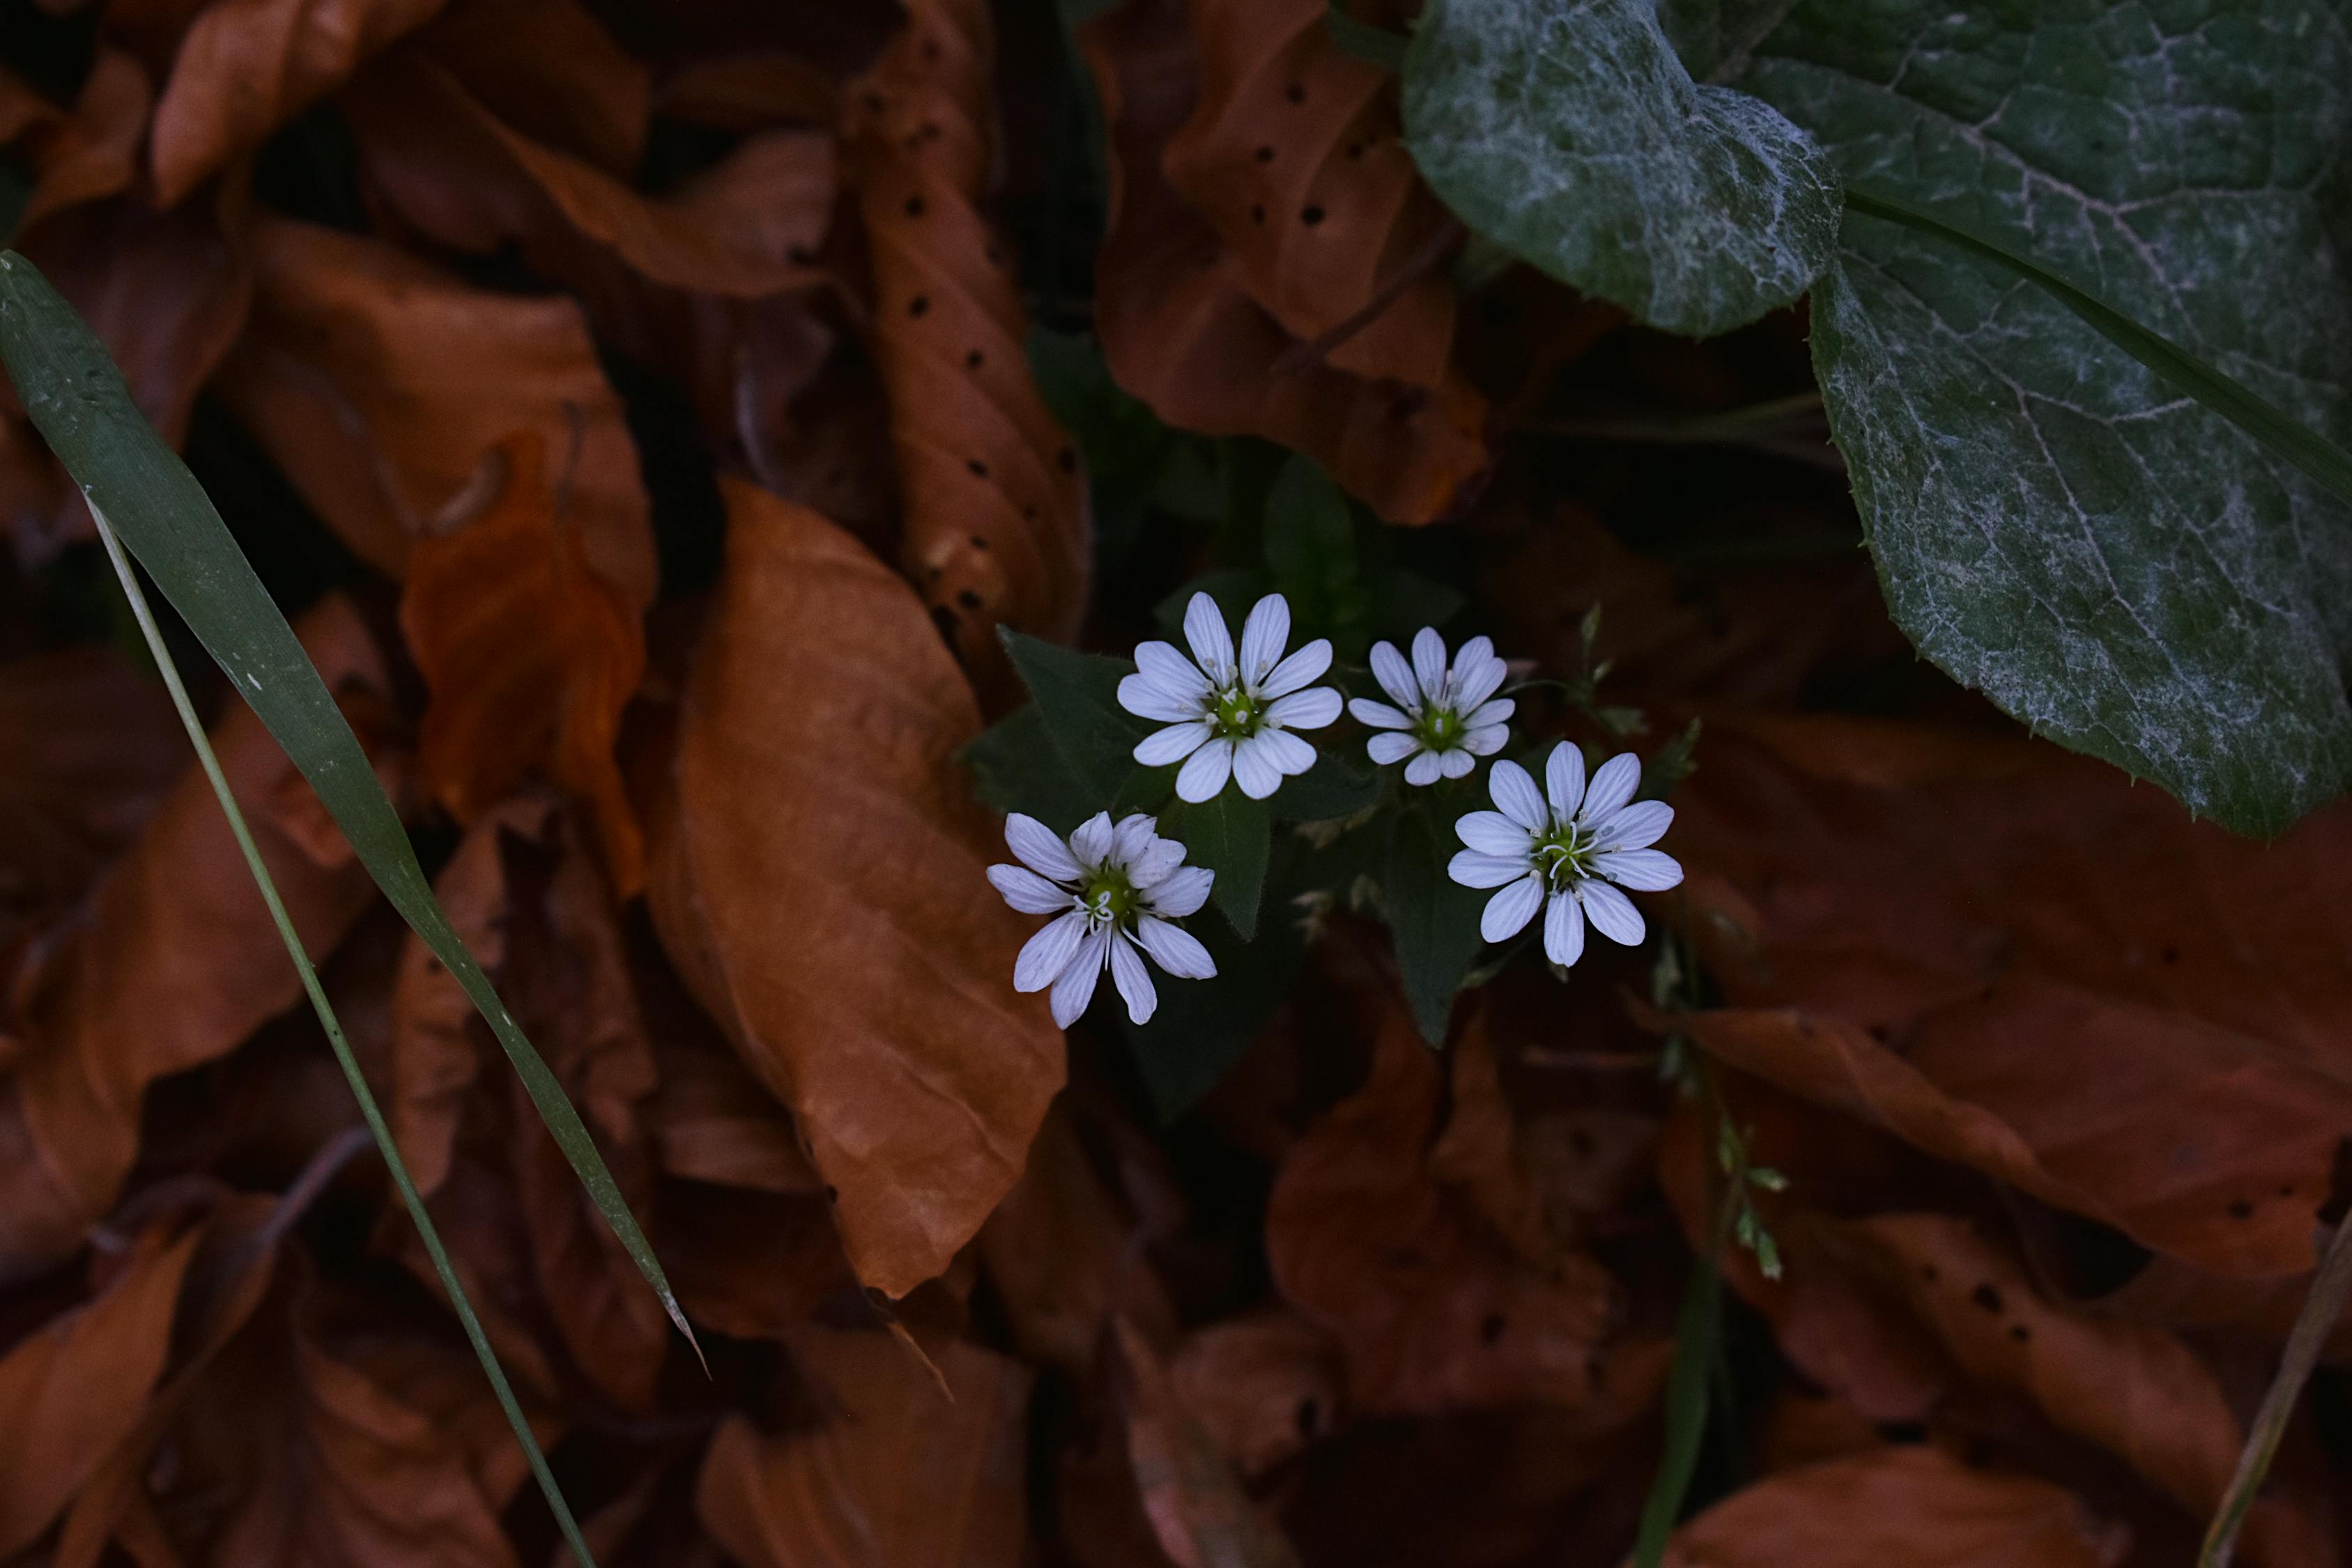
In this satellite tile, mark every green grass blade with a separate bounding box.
[0,249,701,1367]
[90,507,600,1568]
[1843,187,2352,511]
[1632,1224,1725,1564]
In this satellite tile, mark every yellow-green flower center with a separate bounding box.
[1415,705,1462,750]
[1532,824,1594,891]
[1082,866,1140,926]
[1210,684,1263,741]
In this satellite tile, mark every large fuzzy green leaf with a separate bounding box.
[1726,3,2352,833]
[1401,0,1841,336]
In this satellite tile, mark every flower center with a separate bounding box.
[1208,682,1263,741]
[1532,823,1593,891]
[1414,705,1462,751]
[1080,866,1140,928]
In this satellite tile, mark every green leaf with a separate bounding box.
[1262,456,1372,647]
[1383,807,1487,1045]
[1155,567,1271,638]
[1723,3,2352,833]
[1121,878,1307,1121]
[1324,2,1408,73]
[1400,0,1840,337]
[1273,748,1382,824]
[1633,1224,1728,1564]
[0,250,700,1361]
[962,704,1100,835]
[999,626,1149,801]
[1162,790,1272,939]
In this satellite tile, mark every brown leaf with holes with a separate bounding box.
[399,431,647,893]
[1266,996,1623,1415]
[843,0,1090,679]
[695,1328,1031,1567]
[1081,0,1491,525]
[646,480,1062,1297]
[0,597,401,1285]
[146,0,447,204]
[1659,1447,2129,1568]
[213,216,656,603]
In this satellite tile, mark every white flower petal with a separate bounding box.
[1462,723,1508,757]
[1135,914,1217,978]
[1456,810,1531,856]
[1578,877,1645,946]
[1440,747,1477,780]
[1591,799,1673,852]
[1239,593,1291,683]
[1481,872,1544,942]
[1404,750,1443,786]
[1119,671,1200,723]
[1349,697,1413,730]
[1232,734,1283,799]
[1135,720,1212,767]
[1369,640,1420,711]
[1463,697,1514,730]
[1014,909,1089,992]
[1543,888,1586,968]
[1544,742,1586,822]
[1255,727,1319,776]
[1489,759,1546,831]
[1261,638,1333,698]
[1183,592,1236,684]
[1452,638,1507,709]
[1580,753,1643,824]
[988,864,1070,915]
[1144,865,1213,918]
[1176,739,1235,802]
[1447,850,1530,889]
[1110,813,1157,868]
[1596,848,1684,892]
[1411,627,1447,704]
[1130,836,1186,889]
[1367,731,1420,766]
[1266,685,1341,730]
[1049,925,1113,1025]
[1070,811,1115,867]
[1134,638,1211,700]
[1005,813,1080,882]
[1110,933,1157,1024]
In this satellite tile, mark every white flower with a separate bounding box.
[988,810,1218,1027]
[1118,592,1342,803]
[1446,743,1683,969]
[1349,627,1513,785]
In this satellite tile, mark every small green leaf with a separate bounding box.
[1401,0,1840,337]
[1323,1,1407,72]
[999,627,1148,801]
[1121,882,1306,1121]
[1263,456,1372,648]
[1274,749,1381,824]
[1155,567,1270,637]
[1384,807,1487,1045]
[1163,790,1272,939]
[962,704,1099,834]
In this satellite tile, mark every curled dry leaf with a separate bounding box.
[845,0,1090,676]
[1673,716,2352,1280]
[213,216,656,603]
[399,431,647,893]
[1112,1314,1302,1568]
[0,597,402,1285]
[1266,997,1622,1415]
[1659,1445,2128,1568]
[1167,1306,1345,1477]
[1427,1011,1566,1270]
[0,47,148,230]
[403,0,650,174]
[146,0,447,205]
[695,1328,1031,1567]
[647,480,1062,1297]
[1081,0,1491,525]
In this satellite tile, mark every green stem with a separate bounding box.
[92,507,600,1568]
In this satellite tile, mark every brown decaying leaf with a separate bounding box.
[404,0,650,175]
[146,0,447,204]
[400,431,647,893]
[0,47,148,229]
[0,597,402,1285]
[1266,995,1623,1415]
[1113,1314,1302,1568]
[1672,715,2352,1281]
[212,216,656,604]
[647,479,1063,1298]
[1167,1306,1344,1477]
[695,1328,1031,1567]
[1659,1446,2128,1567]
[1082,0,1492,525]
[844,0,1090,677]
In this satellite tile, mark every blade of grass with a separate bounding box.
[2197,1205,2352,1566]
[1843,186,2352,511]
[90,506,601,1568]
[0,249,701,1369]
[1631,1175,1736,1565]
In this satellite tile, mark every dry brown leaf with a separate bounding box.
[1082,0,1492,525]
[1266,997,1623,1415]
[212,216,656,603]
[646,480,1063,1297]
[695,1328,1031,1567]
[658,1182,854,1341]
[1427,1011,1566,1269]
[0,597,401,1284]
[404,0,650,174]
[845,0,1091,679]
[399,431,647,893]
[0,48,148,229]
[147,0,446,204]
[1659,1446,2128,1567]
[1113,1314,1302,1568]
[1167,1307,1344,1477]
